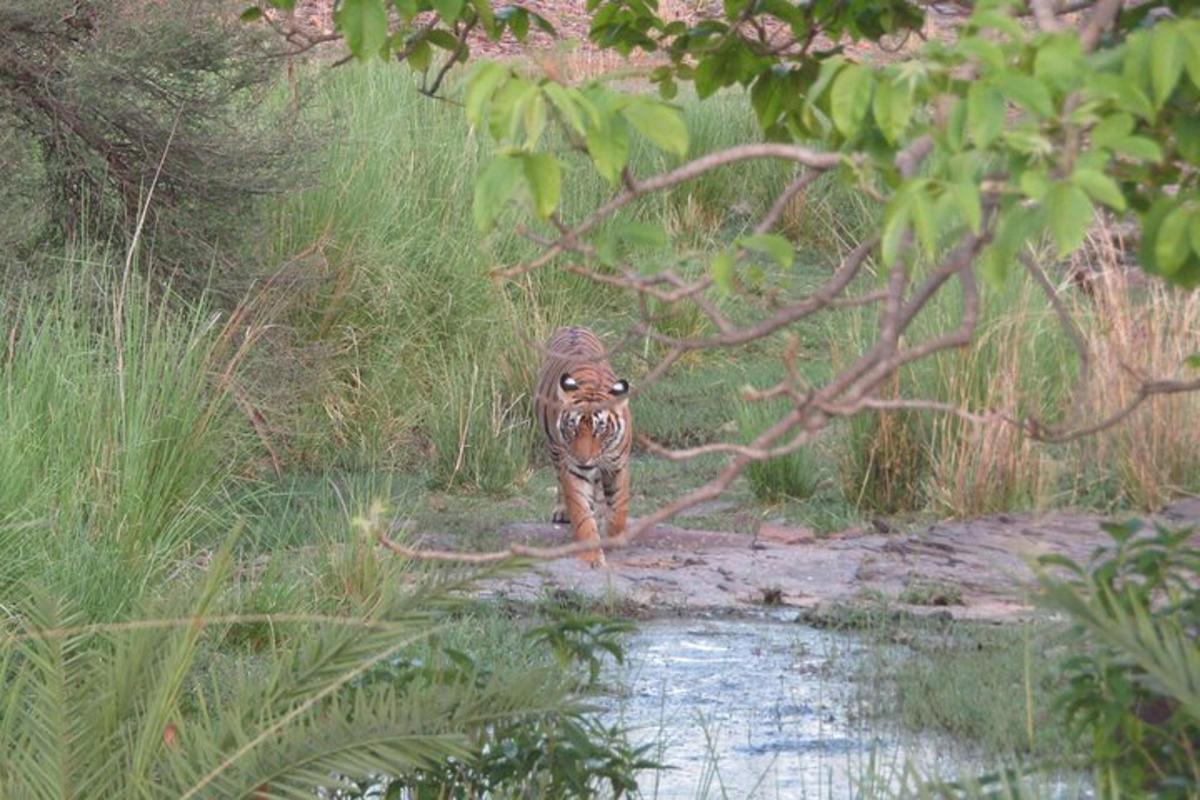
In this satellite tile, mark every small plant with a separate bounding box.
[759,585,785,606]
[526,609,635,688]
[737,398,822,502]
[1037,520,1200,797]
[899,578,964,607]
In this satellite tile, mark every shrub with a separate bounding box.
[0,0,301,282]
[1038,520,1200,797]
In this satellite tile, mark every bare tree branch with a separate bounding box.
[1079,0,1123,52]
[1023,252,1091,383]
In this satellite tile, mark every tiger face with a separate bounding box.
[555,369,629,467]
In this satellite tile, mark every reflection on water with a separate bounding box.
[604,615,971,800]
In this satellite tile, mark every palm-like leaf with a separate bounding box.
[0,560,591,800]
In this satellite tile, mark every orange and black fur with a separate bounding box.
[534,327,632,566]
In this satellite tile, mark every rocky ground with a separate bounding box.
[435,498,1200,622]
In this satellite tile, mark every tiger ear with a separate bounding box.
[560,373,579,391]
[611,379,629,396]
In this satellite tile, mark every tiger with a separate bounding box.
[533,326,632,567]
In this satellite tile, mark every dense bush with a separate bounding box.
[0,0,300,284]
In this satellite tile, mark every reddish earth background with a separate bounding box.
[276,0,969,72]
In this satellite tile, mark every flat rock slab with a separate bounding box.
[451,501,1200,622]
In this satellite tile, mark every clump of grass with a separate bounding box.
[922,277,1071,517]
[426,351,535,495]
[1079,268,1200,509]
[839,397,930,514]
[898,578,964,607]
[0,258,247,617]
[853,620,1071,760]
[736,398,822,502]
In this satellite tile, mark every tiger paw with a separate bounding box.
[579,548,607,568]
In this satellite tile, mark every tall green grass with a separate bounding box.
[0,259,243,617]
[257,67,798,488]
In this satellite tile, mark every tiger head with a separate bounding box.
[554,366,630,467]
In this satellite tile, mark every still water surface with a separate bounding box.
[605,615,985,799]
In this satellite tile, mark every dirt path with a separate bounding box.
[454,499,1200,622]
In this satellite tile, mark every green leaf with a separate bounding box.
[1019,169,1051,201]
[432,0,464,22]
[586,113,630,185]
[945,97,967,152]
[488,78,536,142]
[1108,136,1163,163]
[473,155,523,231]
[1184,23,1200,88]
[711,251,735,294]
[951,182,982,234]
[830,65,874,139]
[737,234,794,268]
[1186,352,1200,369]
[333,0,389,60]
[1156,205,1193,276]
[1044,183,1093,257]
[407,39,432,72]
[425,29,460,50]
[970,8,1023,39]
[881,204,910,268]
[1192,211,1200,261]
[1071,168,1126,212]
[966,83,1004,149]
[508,6,529,39]
[981,205,1042,288]
[622,100,689,158]
[995,72,1054,118]
[1149,23,1184,108]
[911,188,937,259]
[522,90,547,147]
[240,7,264,21]
[1034,33,1083,90]
[543,84,587,137]
[394,0,418,20]
[1174,114,1200,163]
[611,221,668,249]
[522,153,561,219]
[872,79,913,144]
[472,0,495,34]
[1090,113,1134,149]
[464,62,508,129]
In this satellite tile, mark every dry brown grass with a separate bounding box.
[927,312,1052,517]
[1077,266,1200,510]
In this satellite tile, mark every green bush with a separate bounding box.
[1038,520,1200,797]
[0,0,301,281]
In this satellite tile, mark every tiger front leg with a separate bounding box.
[602,467,630,541]
[550,483,569,525]
[559,470,605,567]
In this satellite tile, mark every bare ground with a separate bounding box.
[432,498,1200,622]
